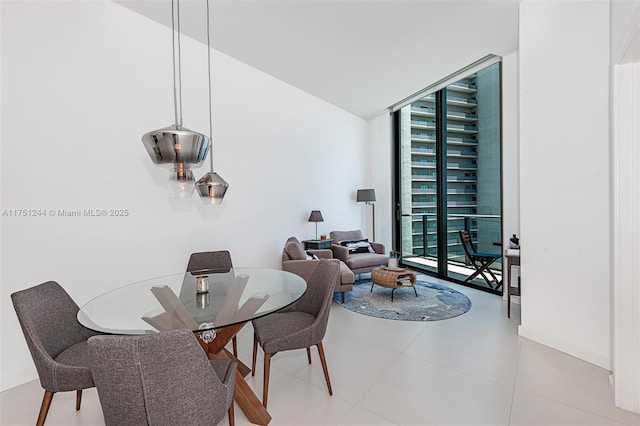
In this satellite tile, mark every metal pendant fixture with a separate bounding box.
[195,171,228,204]
[142,0,210,199]
[195,0,229,204]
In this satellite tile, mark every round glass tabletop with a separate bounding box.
[77,268,306,335]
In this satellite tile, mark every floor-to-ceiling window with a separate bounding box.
[393,58,503,293]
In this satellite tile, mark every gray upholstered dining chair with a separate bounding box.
[88,329,237,426]
[187,250,233,273]
[186,250,239,356]
[251,259,340,408]
[11,281,102,426]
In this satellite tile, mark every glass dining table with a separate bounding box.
[77,267,307,426]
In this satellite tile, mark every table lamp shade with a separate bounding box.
[357,189,376,203]
[308,210,324,222]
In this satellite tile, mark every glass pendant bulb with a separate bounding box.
[168,164,195,199]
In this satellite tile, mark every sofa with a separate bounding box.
[329,230,389,276]
[282,236,355,302]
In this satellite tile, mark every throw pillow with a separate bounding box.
[285,241,307,260]
[306,251,319,260]
[340,239,374,254]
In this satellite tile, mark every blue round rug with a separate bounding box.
[334,280,472,321]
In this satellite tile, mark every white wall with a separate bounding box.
[369,114,393,252]
[611,0,640,64]
[499,50,521,301]
[518,1,611,369]
[611,60,640,415]
[501,50,520,282]
[611,1,640,414]
[0,0,369,391]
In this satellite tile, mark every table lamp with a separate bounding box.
[308,210,324,240]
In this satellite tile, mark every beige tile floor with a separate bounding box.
[2,277,639,426]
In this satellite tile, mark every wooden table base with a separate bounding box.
[197,322,271,425]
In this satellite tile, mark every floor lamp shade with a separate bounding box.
[308,210,324,239]
[357,189,376,241]
[356,189,376,203]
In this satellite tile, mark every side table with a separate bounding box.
[505,248,521,318]
[303,239,333,250]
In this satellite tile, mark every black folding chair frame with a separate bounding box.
[459,230,502,289]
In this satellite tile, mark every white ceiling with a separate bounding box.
[115,0,520,119]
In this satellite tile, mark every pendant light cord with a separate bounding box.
[171,0,184,129]
[176,0,183,128]
[206,0,214,172]
[171,0,178,127]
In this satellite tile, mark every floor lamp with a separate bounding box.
[357,189,376,241]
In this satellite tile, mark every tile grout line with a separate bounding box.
[348,322,432,415]
[508,335,523,425]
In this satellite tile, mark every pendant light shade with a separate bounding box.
[195,172,229,204]
[142,126,210,167]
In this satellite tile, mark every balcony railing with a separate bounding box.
[401,213,502,289]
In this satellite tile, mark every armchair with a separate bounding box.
[329,230,388,276]
[281,236,354,303]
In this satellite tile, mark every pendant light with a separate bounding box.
[195,0,229,204]
[142,0,210,199]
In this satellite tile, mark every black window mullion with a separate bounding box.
[436,89,448,276]
[392,110,402,256]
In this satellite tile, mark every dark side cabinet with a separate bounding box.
[302,239,334,250]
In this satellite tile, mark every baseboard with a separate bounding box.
[518,326,611,370]
[609,373,615,402]
[0,368,37,392]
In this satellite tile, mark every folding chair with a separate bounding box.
[459,230,501,289]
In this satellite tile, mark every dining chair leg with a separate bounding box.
[228,400,235,426]
[232,336,238,357]
[36,390,55,426]
[251,333,258,376]
[341,291,345,303]
[316,342,333,395]
[306,347,312,364]
[75,389,82,410]
[263,353,272,408]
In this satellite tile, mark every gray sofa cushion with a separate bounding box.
[345,252,389,270]
[330,230,365,243]
[285,240,307,260]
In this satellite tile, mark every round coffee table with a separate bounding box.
[370,267,417,302]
